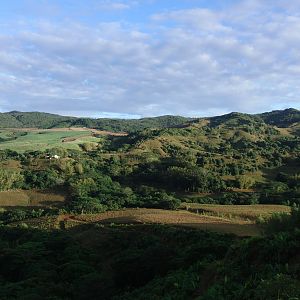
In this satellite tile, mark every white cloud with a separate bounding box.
[96,1,131,10]
[0,0,299,117]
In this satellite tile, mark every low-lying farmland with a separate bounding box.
[0,129,92,151]
[0,127,126,152]
[0,189,66,207]
[13,208,260,236]
[181,203,291,221]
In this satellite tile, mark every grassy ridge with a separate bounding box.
[0,189,66,207]
[0,111,193,132]
[0,108,299,132]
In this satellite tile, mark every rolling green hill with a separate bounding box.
[0,111,193,132]
[112,109,299,163]
[258,108,300,127]
[1,108,299,133]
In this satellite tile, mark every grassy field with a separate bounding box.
[11,208,263,236]
[0,189,66,207]
[69,209,261,236]
[3,192,291,236]
[181,203,291,221]
[0,184,291,237]
[0,128,113,151]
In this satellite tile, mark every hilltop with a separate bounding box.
[258,108,300,127]
[0,108,299,132]
[0,111,193,132]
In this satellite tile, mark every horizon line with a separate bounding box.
[0,107,298,120]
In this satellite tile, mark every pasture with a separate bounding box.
[0,189,66,207]
[0,128,105,151]
[181,203,291,221]
[1,187,291,237]
[68,208,261,236]
[11,208,262,236]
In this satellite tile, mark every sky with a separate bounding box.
[0,0,300,118]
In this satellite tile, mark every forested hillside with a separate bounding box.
[0,111,192,132]
[1,108,299,132]
[258,108,300,127]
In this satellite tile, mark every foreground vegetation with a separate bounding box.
[1,209,300,299]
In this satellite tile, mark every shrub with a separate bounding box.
[260,205,300,235]
[69,196,107,214]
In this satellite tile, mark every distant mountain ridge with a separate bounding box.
[258,108,300,127]
[0,108,299,132]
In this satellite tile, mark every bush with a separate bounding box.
[136,186,181,210]
[260,205,300,235]
[0,169,24,191]
[0,208,54,224]
[216,192,259,205]
[185,196,217,204]
[69,196,107,214]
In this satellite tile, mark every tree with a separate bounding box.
[235,175,255,189]
[70,196,106,214]
[0,169,23,191]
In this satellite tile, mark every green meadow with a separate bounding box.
[0,129,101,152]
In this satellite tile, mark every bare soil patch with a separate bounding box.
[0,189,66,207]
[3,127,127,136]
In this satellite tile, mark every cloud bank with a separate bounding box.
[0,0,299,117]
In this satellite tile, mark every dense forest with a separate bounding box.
[0,108,300,299]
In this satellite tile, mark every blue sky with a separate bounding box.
[0,0,299,118]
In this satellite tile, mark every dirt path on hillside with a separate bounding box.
[61,134,92,143]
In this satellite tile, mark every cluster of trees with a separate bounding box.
[1,145,300,213]
[68,172,181,213]
[185,192,260,205]
[259,205,300,234]
[69,173,136,213]
[0,208,54,224]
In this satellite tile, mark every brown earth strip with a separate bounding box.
[67,209,261,237]
[2,127,127,136]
